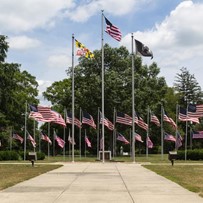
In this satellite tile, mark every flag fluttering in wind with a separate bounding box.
[100,112,114,131]
[66,112,82,128]
[135,39,153,59]
[13,133,24,144]
[116,132,129,144]
[150,113,160,127]
[75,39,94,59]
[27,132,36,147]
[187,104,203,118]
[82,112,96,129]
[163,110,177,129]
[191,131,203,139]
[175,132,183,149]
[104,16,122,41]
[164,132,176,142]
[116,112,132,126]
[51,110,66,127]
[54,131,65,148]
[137,116,148,131]
[85,136,92,148]
[146,136,153,148]
[41,131,52,144]
[178,107,199,123]
[135,132,144,143]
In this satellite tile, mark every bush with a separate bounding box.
[177,149,203,160]
[37,152,45,160]
[0,151,19,161]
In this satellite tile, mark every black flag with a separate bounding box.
[135,39,153,59]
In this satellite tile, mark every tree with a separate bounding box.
[43,44,168,154]
[0,35,9,62]
[174,67,203,107]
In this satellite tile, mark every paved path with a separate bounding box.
[0,162,202,203]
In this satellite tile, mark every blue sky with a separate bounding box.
[1,0,202,105]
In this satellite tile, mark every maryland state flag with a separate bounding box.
[135,39,153,59]
[75,39,94,59]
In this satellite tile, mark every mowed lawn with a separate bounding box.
[144,164,203,197]
[0,164,62,190]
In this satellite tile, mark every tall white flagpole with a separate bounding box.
[101,10,105,163]
[72,34,75,163]
[24,100,27,161]
[131,33,135,163]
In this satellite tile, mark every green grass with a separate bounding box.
[144,165,203,197]
[0,164,62,190]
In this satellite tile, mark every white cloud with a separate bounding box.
[8,35,41,50]
[121,1,203,87]
[0,0,75,33]
[65,0,148,22]
[47,54,72,69]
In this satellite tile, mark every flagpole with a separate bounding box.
[53,128,55,156]
[161,104,164,160]
[10,127,12,151]
[85,129,86,157]
[72,33,75,163]
[33,120,36,152]
[131,33,135,163]
[146,107,150,158]
[97,107,100,160]
[48,122,50,160]
[79,107,82,159]
[101,10,105,163]
[24,100,27,161]
[175,103,178,150]
[63,108,66,161]
[113,107,116,158]
[185,103,188,161]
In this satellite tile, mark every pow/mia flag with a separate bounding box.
[135,39,153,59]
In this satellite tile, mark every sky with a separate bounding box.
[1,0,203,105]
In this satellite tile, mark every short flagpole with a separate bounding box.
[79,107,82,159]
[72,33,75,163]
[101,10,105,163]
[63,108,66,161]
[131,33,135,163]
[161,104,164,160]
[146,107,150,158]
[97,107,100,160]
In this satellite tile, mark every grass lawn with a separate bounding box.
[0,164,62,190]
[144,164,203,197]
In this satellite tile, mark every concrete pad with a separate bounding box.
[0,162,202,203]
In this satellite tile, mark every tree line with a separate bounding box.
[0,35,203,155]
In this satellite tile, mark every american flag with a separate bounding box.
[116,132,129,144]
[38,105,55,122]
[187,104,203,118]
[85,136,92,148]
[51,110,66,127]
[134,112,139,124]
[163,110,177,129]
[164,132,176,142]
[82,112,96,129]
[146,136,153,148]
[179,107,199,123]
[137,116,148,131]
[100,112,114,131]
[66,112,82,128]
[54,132,65,148]
[40,131,52,144]
[104,16,122,42]
[191,131,203,139]
[175,132,182,149]
[134,132,144,143]
[12,133,23,144]
[116,112,132,126]
[29,104,44,121]
[27,132,36,147]
[150,113,160,127]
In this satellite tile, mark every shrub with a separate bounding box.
[177,149,203,160]
[37,152,45,160]
[0,151,19,161]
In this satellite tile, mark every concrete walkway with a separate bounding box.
[0,162,202,203]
